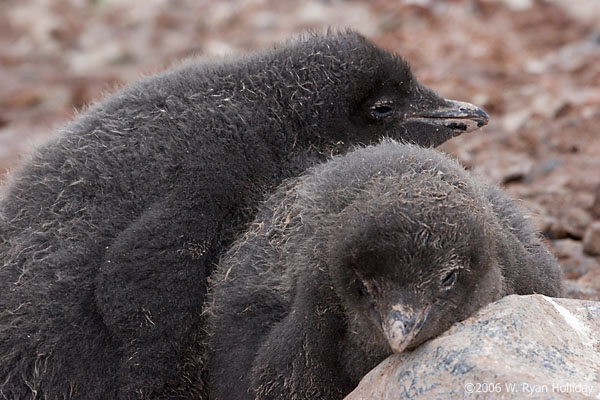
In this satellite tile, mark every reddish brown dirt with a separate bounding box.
[1,0,599,299]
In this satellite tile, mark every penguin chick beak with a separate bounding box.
[406,99,489,134]
[382,303,431,354]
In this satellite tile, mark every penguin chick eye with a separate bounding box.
[369,102,395,120]
[355,280,371,297]
[440,269,458,288]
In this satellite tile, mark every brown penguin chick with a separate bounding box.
[206,140,562,400]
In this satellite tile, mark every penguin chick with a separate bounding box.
[206,141,562,400]
[0,30,488,400]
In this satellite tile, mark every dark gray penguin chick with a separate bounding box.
[206,140,562,400]
[0,31,488,400]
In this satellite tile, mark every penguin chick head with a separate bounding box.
[325,171,504,354]
[282,31,488,148]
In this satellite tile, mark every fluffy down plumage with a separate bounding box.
[206,140,562,400]
[0,31,490,399]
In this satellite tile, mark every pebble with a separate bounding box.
[583,221,600,256]
[551,207,592,240]
[591,184,600,219]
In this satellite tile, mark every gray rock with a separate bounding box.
[345,294,600,399]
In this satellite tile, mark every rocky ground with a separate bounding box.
[1,0,599,299]
[346,295,600,399]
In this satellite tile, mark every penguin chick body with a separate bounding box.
[206,141,562,400]
[0,31,488,400]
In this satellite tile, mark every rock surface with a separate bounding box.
[583,221,600,256]
[591,185,600,219]
[345,295,600,399]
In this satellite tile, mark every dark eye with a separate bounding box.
[369,103,395,120]
[356,280,370,297]
[441,269,458,288]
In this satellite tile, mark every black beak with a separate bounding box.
[406,99,489,134]
[382,304,430,354]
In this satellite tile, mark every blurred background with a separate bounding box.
[1,0,599,299]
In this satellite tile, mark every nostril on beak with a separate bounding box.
[389,310,417,334]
